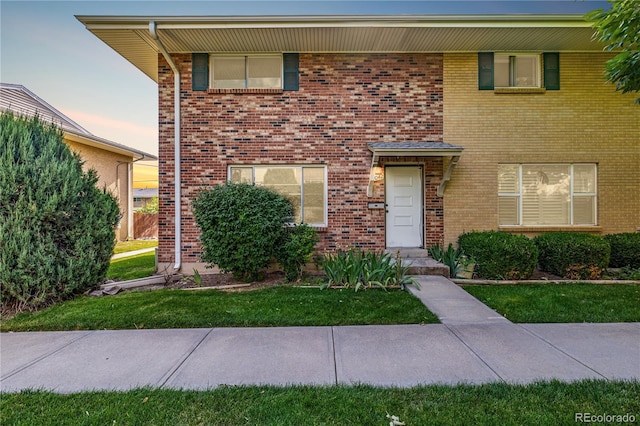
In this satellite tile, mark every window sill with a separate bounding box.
[499,226,601,233]
[494,87,547,95]
[207,88,284,94]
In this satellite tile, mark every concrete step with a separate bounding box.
[385,248,450,277]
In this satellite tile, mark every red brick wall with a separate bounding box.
[158,53,444,264]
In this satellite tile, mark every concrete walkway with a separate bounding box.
[410,276,509,325]
[1,276,639,393]
[111,247,156,260]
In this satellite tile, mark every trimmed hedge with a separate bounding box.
[457,231,538,279]
[534,232,610,279]
[604,233,640,268]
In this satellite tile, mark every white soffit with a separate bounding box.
[78,15,603,82]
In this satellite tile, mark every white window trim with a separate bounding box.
[210,53,283,89]
[494,53,542,88]
[227,165,328,227]
[498,163,597,226]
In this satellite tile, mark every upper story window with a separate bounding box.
[192,53,299,91]
[479,52,559,91]
[212,55,282,89]
[494,54,540,88]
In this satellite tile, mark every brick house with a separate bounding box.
[79,13,639,273]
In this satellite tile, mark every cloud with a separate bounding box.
[60,108,157,152]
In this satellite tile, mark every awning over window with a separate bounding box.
[367,142,463,197]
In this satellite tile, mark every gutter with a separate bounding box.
[149,21,182,272]
[78,14,594,27]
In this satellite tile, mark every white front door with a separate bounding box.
[385,166,423,248]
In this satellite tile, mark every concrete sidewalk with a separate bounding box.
[1,276,639,393]
[111,247,156,260]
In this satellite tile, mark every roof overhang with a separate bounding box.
[77,14,604,82]
[368,141,463,158]
[65,131,157,161]
[367,142,463,197]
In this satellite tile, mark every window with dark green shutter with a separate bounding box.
[479,52,559,91]
[543,52,560,90]
[283,53,299,91]
[210,55,284,89]
[192,53,209,91]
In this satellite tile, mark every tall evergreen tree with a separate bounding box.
[0,112,121,312]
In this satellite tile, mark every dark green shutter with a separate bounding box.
[283,53,299,91]
[192,53,209,91]
[543,52,560,90]
[478,52,494,90]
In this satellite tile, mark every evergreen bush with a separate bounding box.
[604,233,640,268]
[192,182,294,281]
[0,112,120,312]
[534,232,611,279]
[457,231,538,279]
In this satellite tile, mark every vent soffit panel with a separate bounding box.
[155,27,600,53]
[91,28,159,80]
[83,23,603,82]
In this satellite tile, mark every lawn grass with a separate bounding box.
[463,284,640,323]
[113,239,158,254]
[106,252,156,281]
[2,380,638,426]
[0,286,437,331]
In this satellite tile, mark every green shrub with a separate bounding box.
[457,231,538,279]
[618,266,640,280]
[136,196,158,214]
[321,248,416,291]
[534,232,611,279]
[428,243,474,278]
[0,112,120,312]
[275,224,319,282]
[322,248,366,289]
[192,182,293,281]
[604,233,640,268]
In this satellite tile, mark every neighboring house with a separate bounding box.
[0,83,157,241]
[78,8,639,273]
[133,188,159,210]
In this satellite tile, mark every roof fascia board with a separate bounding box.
[77,14,592,29]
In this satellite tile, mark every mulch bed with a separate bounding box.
[169,271,325,292]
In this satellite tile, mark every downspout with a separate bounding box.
[115,161,127,239]
[129,154,146,240]
[149,21,182,272]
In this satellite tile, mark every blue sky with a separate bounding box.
[1,0,609,155]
